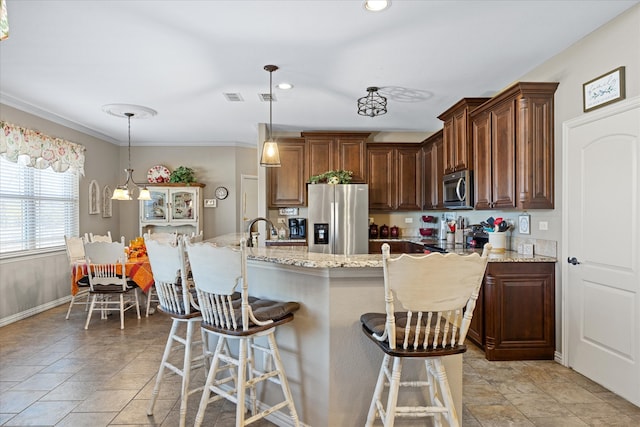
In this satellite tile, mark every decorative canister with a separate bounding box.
[390,225,399,239]
[488,231,508,252]
[380,224,389,238]
[369,223,379,239]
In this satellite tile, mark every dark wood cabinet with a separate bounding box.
[471,82,558,210]
[438,98,490,174]
[368,240,425,254]
[267,138,307,207]
[467,262,556,361]
[367,143,422,211]
[303,132,369,183]
[421,130,444,210]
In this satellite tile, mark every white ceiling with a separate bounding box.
[1,0,638,147]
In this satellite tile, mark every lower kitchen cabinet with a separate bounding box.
[368,240,425,254]
[468,262,556,361]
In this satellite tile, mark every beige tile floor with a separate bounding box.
[1,304,639,426]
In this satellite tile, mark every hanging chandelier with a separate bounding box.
[103,104,157,200]
[357,86,387,117]
[260,64,281,167]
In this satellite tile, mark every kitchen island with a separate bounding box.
[207,234,556,426]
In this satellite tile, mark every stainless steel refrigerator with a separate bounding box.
[307,184,369,255]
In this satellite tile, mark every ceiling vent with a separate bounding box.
[259,93,276,102]
[224,93,244,102]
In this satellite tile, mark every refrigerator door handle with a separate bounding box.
[330,201,337,253]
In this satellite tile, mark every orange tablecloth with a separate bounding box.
[71,256,154,295]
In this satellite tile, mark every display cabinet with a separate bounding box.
[139,183,205,236]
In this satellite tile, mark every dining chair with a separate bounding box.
[83,237,141,329]
[64,235,90,319]
[143,231,178,315]
[186,238,301,427]
[361,243,490,427]
[88,231,113,242]
[145,235,210,427]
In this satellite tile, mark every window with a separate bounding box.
[0,156,79,256]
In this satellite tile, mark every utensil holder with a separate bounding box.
[488,231,508,252]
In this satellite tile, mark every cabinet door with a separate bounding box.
[396,146,422,210]
[467,284,484,348]
[268,139,306,207]
[453,109,470,171]
[472,110,493,210]
[306,138,334,180]
[484,262,555,361]
[367,146,395,210]
[442,119,455,174]
[141,188,169,223]
[491,100,517,209]
[422,133,444,210]
[337,139,366,183]
[170,189,197,222]
[517,94,555,209]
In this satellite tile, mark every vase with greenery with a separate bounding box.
[169,166,196,184]
[308,169,353,184]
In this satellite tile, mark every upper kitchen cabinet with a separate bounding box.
[471,82,558,210]
[139,183,205,236]
[421,130,444,210]
[302,132,370,183]
[268,138,307,207]
[367,143,422,211]
[438,98,490,174]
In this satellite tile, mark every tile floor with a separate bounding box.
[0,304,639,426]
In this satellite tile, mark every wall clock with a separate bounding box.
[215,186,229,200]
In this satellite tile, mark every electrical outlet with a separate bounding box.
[539,221,548,231]
[404,217,413,223]
[277,217,286,224]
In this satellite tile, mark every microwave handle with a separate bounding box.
[456,177,466,201]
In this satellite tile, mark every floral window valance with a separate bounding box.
[0,0,8,42]
[0,121,86,175]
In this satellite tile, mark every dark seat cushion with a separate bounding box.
[202,296,300,336]
[361,312,467,358]
[89,279,138,293]
[77,275,90,286]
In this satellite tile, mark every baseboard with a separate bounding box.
[0,296,69,328]
[554,350,564,365]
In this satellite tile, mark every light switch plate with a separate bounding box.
[204,199,217,208]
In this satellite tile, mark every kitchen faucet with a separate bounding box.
[246,217,277,247]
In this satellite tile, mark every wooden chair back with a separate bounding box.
[379,243,491,350]
[88,231,113,243]
[144,235,196,316]
[144,231,178,245]
[186,238,273,331]
[83,238,128,292]
[64,235,86,264]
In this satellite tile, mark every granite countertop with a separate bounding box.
[207,233,556,269]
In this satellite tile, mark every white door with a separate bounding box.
[563,96,640,406]
[240,175,258,233]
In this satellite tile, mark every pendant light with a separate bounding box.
[103,104,156,200]
[260,64,281,167]
[357,86,387,117]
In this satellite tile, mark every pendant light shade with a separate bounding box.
[260,64,281,167]
[103,104,157,200]
[357,86,387,117]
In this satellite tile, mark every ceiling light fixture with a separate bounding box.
[260,64,281,167]
[364,0,391,12]
[357,86,387,117]
[103,104,157,200]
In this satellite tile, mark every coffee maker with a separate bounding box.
[288,218,306,240]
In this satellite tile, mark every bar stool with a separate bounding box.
[186,238,300,427]
[361,243,490,427]
[145,236,210,427]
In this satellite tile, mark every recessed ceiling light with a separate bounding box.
[276,83,293,90]
[364,0,390,12]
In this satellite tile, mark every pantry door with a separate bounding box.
[563,96,640,406]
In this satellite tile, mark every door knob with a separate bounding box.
[567,257,580,265]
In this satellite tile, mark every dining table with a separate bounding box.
[71,255,155,295]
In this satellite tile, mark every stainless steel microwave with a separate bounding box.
[443,170,473,209]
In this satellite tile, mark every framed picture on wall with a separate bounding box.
[102,185,112,218]
[89,180,100,215]
[518,214,531,235]
[583,66,626,112]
